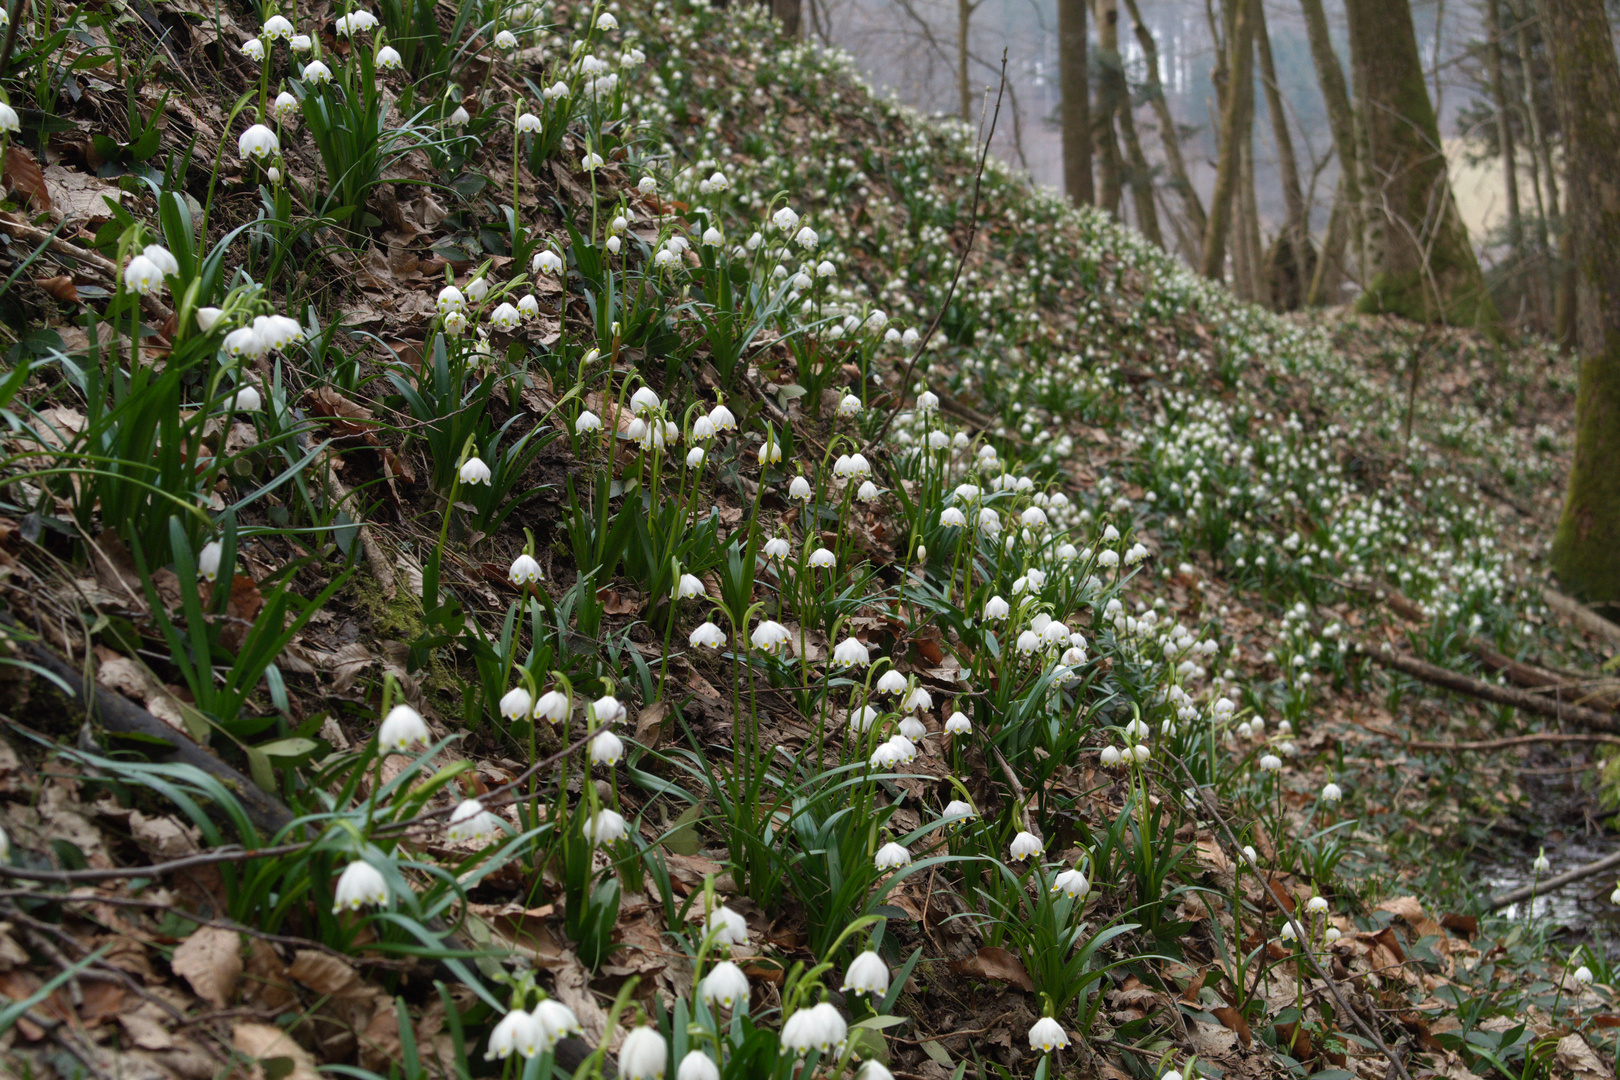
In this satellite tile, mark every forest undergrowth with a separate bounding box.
[0,1,1615,1078]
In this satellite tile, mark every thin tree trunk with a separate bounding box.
[1308,172,1350,304]
[1199,0,1254,280]
[1241,133,1265,302]
[1540,0,1620,602]
[1092,0,1126,217]
[1556,213,1577,349]
[1299,0,1363,282]
[1117,89,1164,247]
[958,0,975,122]
[1253,0,1311,308]
[1059,0,1095,206]
[1344,0,1496,327]
[1487,0,1522,253]
[1517,3,1557,303]
[1121,0,1206,238]
[771,0,801,35]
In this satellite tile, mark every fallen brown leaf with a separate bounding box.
[170,925,242,1008]
[949,946,1034,992]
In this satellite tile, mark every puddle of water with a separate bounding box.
[1478,839,1620,936]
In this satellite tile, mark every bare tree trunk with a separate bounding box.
[1117,91,1164,247]
[958,0,976,122]
[1092,0,1126,217]
[1240,133,1265,301]
[1344,0,1497,327]
[1308,173,1350,304]
[1516,2,1557,308]
[1199,0,1254,280]
[1121,0,1206,239]
[1540,0,1620,602]
[1253,0,1311,308]
[1487,0,1523,254]
[1556,213,1577,348]
[1299,0,1363,282]
[771,0,802,36]
[1059,0,1095,206]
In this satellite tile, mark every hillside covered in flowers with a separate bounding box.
[0,1,1612,1078]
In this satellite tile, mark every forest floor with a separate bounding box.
[0,1,1617,1079]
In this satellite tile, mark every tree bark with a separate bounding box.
[1120,0,1205,238]
[1058,0,1095,206]
[957,0,975,122]
[771,0,801,36]
[1253,0,1311,309]
[1092,0,1126,217]
[1487,0,1523,253]
[1240,131,1265,301]
[1541,0,1620,602]
[1298,0,1363,282]
[1116,84,1165,247]
[1199,0,1254,281]
[1344,0,1497,329]
[1308,172,1349,304]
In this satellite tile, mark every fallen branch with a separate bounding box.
[1488,848,1620,910]
[1473,644,1620,711]
[1363,646,1620,734]
[1403,732,1620,751]
[1541,586,1620,651]
[0,216,175,327]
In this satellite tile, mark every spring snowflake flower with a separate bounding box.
[332,860,389,912]
[691,416,717,441]
[702,227,722,246]
[628,387,660,416]
[1051,868,1090,898]
[443,310,468,336]
[509,553,543,585]
[1574,966,1594,985]
[638,176,657,194]
[459,457,491,485]
[618,1027,665,1080]
[887,734,917,763]
[334,10,378,35]
[583,808,628,845]
[1016,630,1041,655]
[590,730,624,766]
[1100,745,1125,768]
[437,285,468,315]
[376,44,402,69]
[939,506,967,528]
[703,904,749,946]
[1010,831,1043,862]
[902,686,932,712]
[857,480,880,502]
[1325,926,1342,943]
[842,951,889,996]
[592,695,626,724]
[982,595,1010,620]
[836,393,863,417]
[807,547,836,570]
[781,1002,846,1057]
[241,37,266,61]
[758,439,782,465]
[874,842,911,870]
[751,620,790,653]
[533,690,569,723]
[514,294,539,319]
[581,151,605,170]
[942,799,976,824]
[699,960,750,1007]
[1280,921,1298,942]
[1533,849,1551,873]
[833,637,870,667]
[236,121,279,162]
[788,475,813,500]
[849,705,879,732]
[486,1009,541,1060]
[271,91,299,123]
[289,33,312,50]
[378,703,430,753]
[533,250,564,276]
[493,28,518,48]
[119,254,162,296]
[462,277,489,305]
[688,622,726,649]
[301,58,333,83]
[262,14,294,39]
[944,711,971,735]
[708,403,737,431]
[898,716,926,740]
[772,206,800,231]
[499,687,532,721]
[978,508,1001,536]
[762,536,791,560]
[685,446,704,467]
[673,573,704,600]
[197,540,225,582]
[515,111,542,134]
[676,1051,718,1080]
[1306,895,1329,914]
[534,999,582,1049]
[575,410,602,434]
[1321,782,1343,803]
[1096,549,1120,569]
[225,384,261,410]
[1029,1017,1069,1053]
[1259,754,1283,773]
[489,302,521,331]
[875,670,907,695]
[1124,542,1150,565]
[447,799,502,842]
